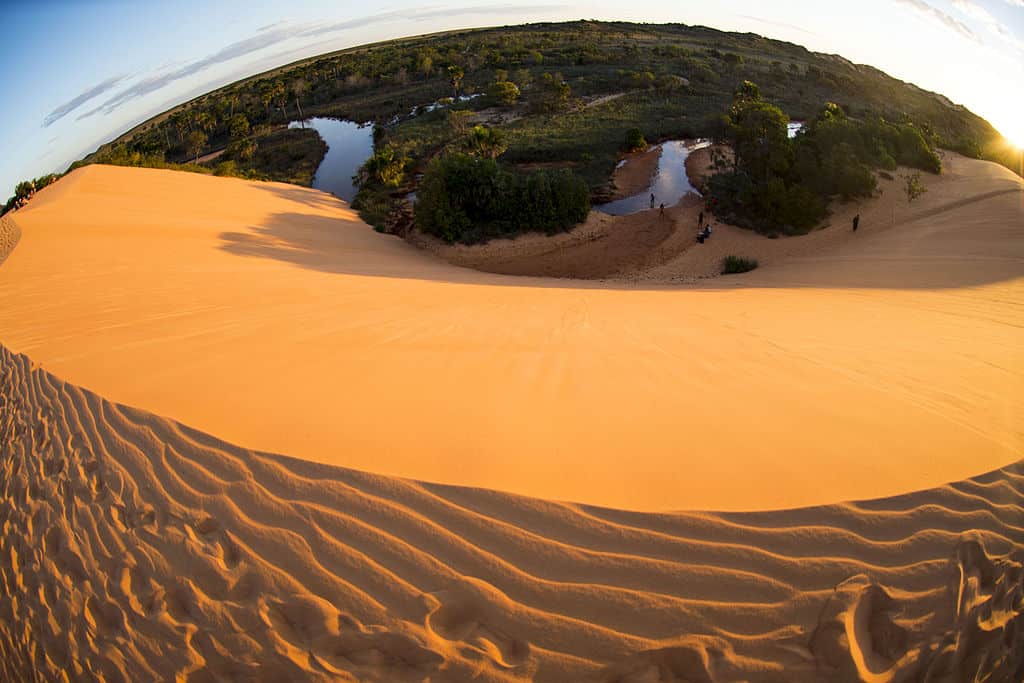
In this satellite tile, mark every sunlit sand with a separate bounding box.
[1,161,1020,511]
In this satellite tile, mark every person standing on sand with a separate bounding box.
[852,214,860,231]
[650,193,656,208]
[660,203,665,216]
[698,210,704,227]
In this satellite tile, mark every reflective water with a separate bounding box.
[289,118,374,202]
[595,140,711,216]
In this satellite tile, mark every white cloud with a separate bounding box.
[69,4,564,122]
[952,0,1024,53]
[43,74,128,127]
[894,0,980,42]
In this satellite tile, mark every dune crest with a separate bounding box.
[1,346,1021,681]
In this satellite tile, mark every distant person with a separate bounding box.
[650,193,656,208]
[852,214,860,231]
[698,210,704,227]
[659,202,665,216]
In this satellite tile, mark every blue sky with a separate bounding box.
[1,0,1022,196]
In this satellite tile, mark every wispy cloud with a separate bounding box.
[894,0,979,42]
[71,4,563,121]
[43,74,127,127]
[951,0,1024,52]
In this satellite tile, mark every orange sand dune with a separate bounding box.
[0,348,1021,682]
[0,163,1021,511]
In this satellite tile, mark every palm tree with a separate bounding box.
[272,80,289,121]
[186,131,208,164]
[291,79,308,122]
[447,65,464,98]
[467,125,507,159]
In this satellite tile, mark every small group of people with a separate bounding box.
[651,193,666,215]
[696,210,712,243]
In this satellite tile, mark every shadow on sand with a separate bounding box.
[218,182,1024,292]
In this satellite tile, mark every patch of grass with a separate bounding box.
[244,127,327,186]
[721,255,758,274]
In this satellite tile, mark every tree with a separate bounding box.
[291,79,308,120]
[186,130,208,163]
[624,128,647,152]
[415,154,589,244]
[195,111,215,135]
[734,79,761,102]
[227,138,257,162]
[448,110,474,136]
[489,79,520,106]
[447,65,464,98]
[467,125,507,159]
[533,73,571,113]
[272,80,289,121]
[901,172,927,203]
[362,145,407,187]
[225,93,241,118]
[512,68,533,88]
[259,84,275,118]
[726,95,791,182]
[228,114,250,140]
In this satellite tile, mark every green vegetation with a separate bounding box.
[901,172,927,203]
[64,127,326,188]
[721,255,759,274]
[20,21,1015,227]
[706,82,942,234]
[624,127,647,152]
[1,174,61,215]
[415,154,590,243]
[489,78,520,106]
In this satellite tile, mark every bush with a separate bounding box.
[214,160,239,176]
[722,255,758,274]
[415,153,590,243]
[489,79,520,106]
[624,127,647,152]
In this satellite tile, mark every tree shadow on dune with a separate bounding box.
[220,182,1024,291]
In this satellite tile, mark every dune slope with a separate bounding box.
[0,163,1021,510]
[1,347,1021,682]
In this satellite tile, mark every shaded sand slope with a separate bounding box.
[1,163,1021,510]
[1,348,1021,681]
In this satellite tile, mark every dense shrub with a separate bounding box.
[624,128,647,152]
[489,79,520,106]
[722,256,758,274]
[707,89,939,234]
[415,153,590,243]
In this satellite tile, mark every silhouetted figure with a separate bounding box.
[852,214,860,231]
[660,203,665,216]
[650,193,655,208]
[698,210,704,227]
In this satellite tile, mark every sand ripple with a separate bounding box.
[1,345,1020,682]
